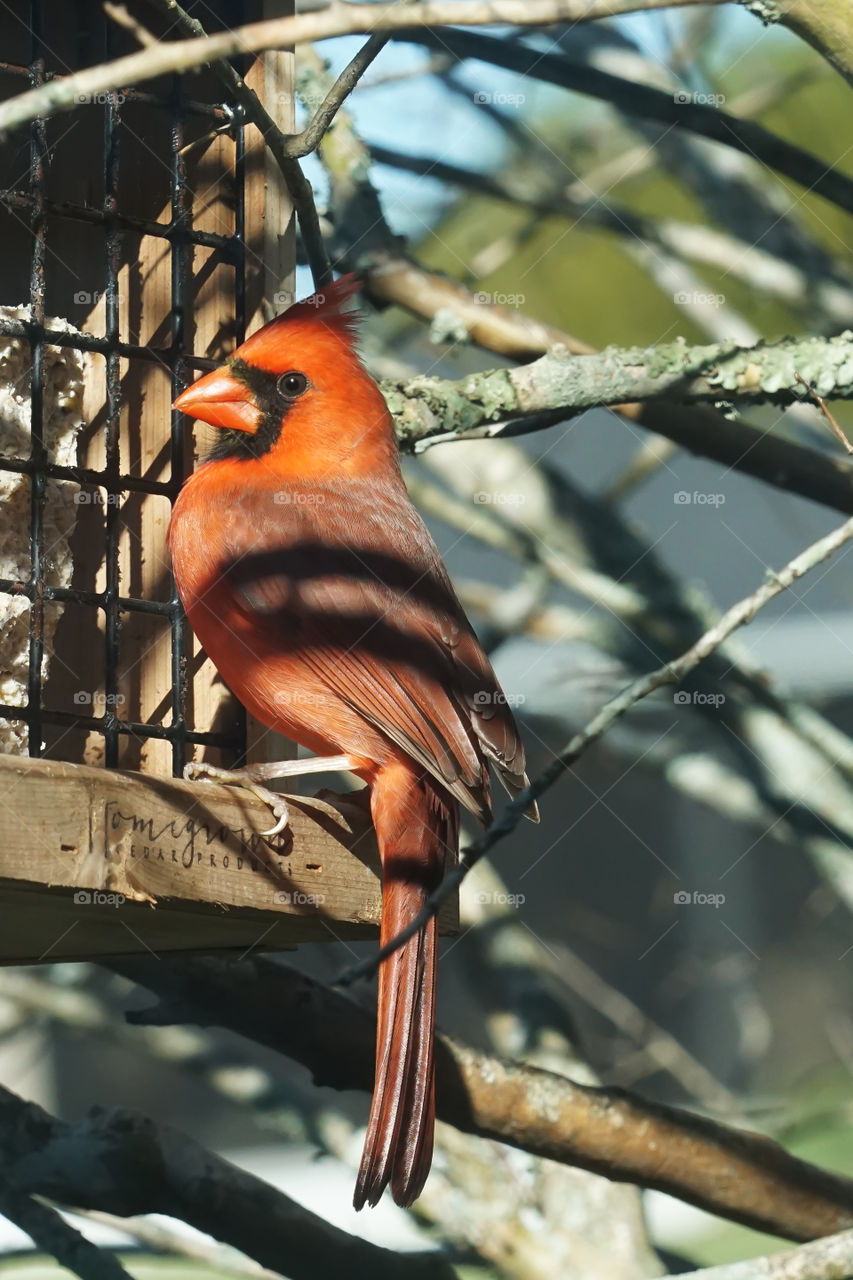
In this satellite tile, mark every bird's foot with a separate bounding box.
[182,755,355,837]
[182,761,290,836]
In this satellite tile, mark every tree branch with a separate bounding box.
[395,27,853,217]
[636,400,853,516]
[364,252,597,359]
[0,1,704,138]
[368,144,853,329]
[285,33,388,159]
[367,254,853,515]
[671,1225,853,1280]
[0,1173,134,1280]
[748,0,853,89]
[114,953,853,1245]
[386,332,853,450]
[0,1085,453,1280]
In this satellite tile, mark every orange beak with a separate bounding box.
[173,367,261,434]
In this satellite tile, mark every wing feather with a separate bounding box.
[220,481,535,822]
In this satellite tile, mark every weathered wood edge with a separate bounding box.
[0,755,458,962]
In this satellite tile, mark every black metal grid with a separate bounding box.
[0,6,249,775]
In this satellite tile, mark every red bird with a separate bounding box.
[169,277,537,1208]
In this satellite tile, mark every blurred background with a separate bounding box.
[2,2,853,1276]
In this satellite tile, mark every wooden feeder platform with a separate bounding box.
[0,755,457,964]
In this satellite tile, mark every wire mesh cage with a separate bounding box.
[0,2,391,962]
[0,2,304,782]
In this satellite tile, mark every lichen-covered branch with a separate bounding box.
[115,954,853,1244]
[387,332,853,449]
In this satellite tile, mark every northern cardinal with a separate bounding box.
[169,276,538,1208]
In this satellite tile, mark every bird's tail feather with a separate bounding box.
[354,778,456,1209]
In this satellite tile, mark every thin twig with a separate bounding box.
[796,372,853,455]
[144,0,332,288]
[103,2,157,47]
[285,33,389,159]
[337,512,853,987]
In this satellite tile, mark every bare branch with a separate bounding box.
[396,27,853,217]
[365,253,597,359]
[0,1173,134,1280]
[369,145,853,328]
[115,953,853,1244]
[285,33,388,159]
[629,400,853,516]
[0,1084,454,1280]
[755,0,853,89]
[0,1,704,138]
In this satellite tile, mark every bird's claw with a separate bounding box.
[182,761,289,838]
[255,790,290,837]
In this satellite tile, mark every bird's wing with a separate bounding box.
[220,484,535,823]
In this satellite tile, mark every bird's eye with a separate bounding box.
[277,371,309,399]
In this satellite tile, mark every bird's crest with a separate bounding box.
[285,273,362,332]
[236,274,362,370]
